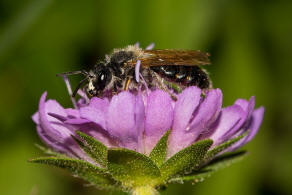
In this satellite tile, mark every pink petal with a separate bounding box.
[135,93,145,153]
[226,106,265,151]
[38,92,72,143]
[106,91,138,149]
[36,125,74,156]
[89,97,109,112]
[144,90,174,154]
[32,112,39,124]
[245,106,265,142]
[65,108,80,118]
[172,87,202,133]
[80,106,107,129]
[167,87,202,156]
[209,105,245,145]
[135,60,141,83]
[188,88,222,137]
[145,43,155,50]
[65,118,91,125]
[224,96,255,139]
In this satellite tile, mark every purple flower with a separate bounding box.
[32,78,264,161]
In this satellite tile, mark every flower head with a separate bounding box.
[30,44,264,194]
[33,80,264,159]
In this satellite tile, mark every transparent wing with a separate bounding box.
[127,49,210,67]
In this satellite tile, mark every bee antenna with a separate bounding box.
[72,77,89,97]
[56,70,89,77]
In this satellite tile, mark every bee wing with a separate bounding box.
[127,49,210,67]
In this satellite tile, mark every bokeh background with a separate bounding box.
[0,0,292,194]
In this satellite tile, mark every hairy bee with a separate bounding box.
[57,45,212,97]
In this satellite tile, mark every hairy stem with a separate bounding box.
[131,186,159,195]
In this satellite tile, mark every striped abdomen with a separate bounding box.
[150,65,211,89]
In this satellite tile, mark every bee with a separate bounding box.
[57,45,212,97]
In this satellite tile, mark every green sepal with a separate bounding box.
[159,139,213,182]
[169,170,211,184]
[203,150,247,172]
[169,150,247,184]
[205,132,248,161]
[149,130,170,167]
[107,148,161,187]
[35,144,67,157]
[29,157,117,189]
[71,135,101,166]
[75,131,108,167]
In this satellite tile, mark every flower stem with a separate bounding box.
[131,186,159,195]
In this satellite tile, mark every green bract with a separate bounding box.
[29,131,248,195]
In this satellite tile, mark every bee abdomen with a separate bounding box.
[151,65,176,79]
[183,66,210,89]
[151,65,210,89]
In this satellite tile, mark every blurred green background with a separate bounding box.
[0,0,292,194]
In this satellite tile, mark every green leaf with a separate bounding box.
[169,151,247,184]
[205,132,248,161]
[149,130,170,167]
[159,139,213,182]
[107,148,161,187]
[29,157,116,189]
[76,131,108,167]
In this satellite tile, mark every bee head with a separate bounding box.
[87,63,112,96]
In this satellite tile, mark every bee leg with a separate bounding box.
[56,70,88,77]
[113,81,118,93]
[151,71,177,101]
[124,78,131,91]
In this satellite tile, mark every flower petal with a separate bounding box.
[223,97,255,139]
[65,108,80,118]
[80,106,107,129]
[209,104,245,145]
[38,92,72,143]
[32,112,39,124]
[172,87,202,133]
[38,122,95,161]
[226,106,265,151]
[36,125,73,156]
[145,43,155,50]
[234,96,255,125]
[106,91,138,149]
[188,89,222,137]
[89,97,109,112]
[135,60,141,83]
[71,122,117,148]
[65,118,91,125]
[167,87,201,156]
[144,90,174,154]
[48,112,67,122]
[245,106,265,142]
[135,92,145,153]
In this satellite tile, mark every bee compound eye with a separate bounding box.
[99,73,106,81]
[92,72,107,92]
[97,72,107,85]
[96,68,112,90]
